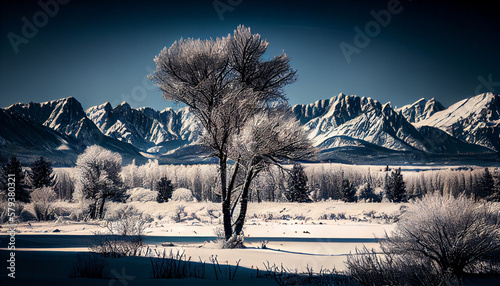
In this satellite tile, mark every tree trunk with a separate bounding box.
[234,168,255,236]
[95,194,106,220]
[219,157,233,240]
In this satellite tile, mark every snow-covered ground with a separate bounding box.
[1,201,401,275]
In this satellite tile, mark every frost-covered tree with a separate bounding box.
[230,111,315,243]
[3,157,30,203]
[54,170,74,201]
[155,176,174,203]
[77,145,125,220]
[285,163,310,202]
[150,25,313,244]
[385,167,407,202]
[30,156,54,189]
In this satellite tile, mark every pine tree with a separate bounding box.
[476,168,495,200]
[341,179,356,202]
[491,170,500,202]
[386,167,407,203]
[156,176,174,203]
[30,156,55,189]
[285,163,310,202]
[3,157,30,203]
[358,182,380,202]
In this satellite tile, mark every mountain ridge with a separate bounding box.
[1,93,498,165]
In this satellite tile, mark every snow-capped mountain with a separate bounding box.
[398,98,445,123]
[3,97,143,164]
[7,97,103,145]
[86,102,199,154]
[293,93,481,154]
[416,92,500,151]
[2,93,498,165]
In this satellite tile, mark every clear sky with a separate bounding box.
[1,0,499,111]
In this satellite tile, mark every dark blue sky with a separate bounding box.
[1,0,499,111]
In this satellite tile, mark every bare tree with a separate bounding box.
[150,25,313,244]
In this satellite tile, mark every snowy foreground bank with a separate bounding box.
[0,201,402,284]
[2,201,499,285]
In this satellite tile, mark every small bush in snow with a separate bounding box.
[31,186,57,221]
[126,187,158,202]
[19,208,36,222]
[171,205,186,223]
[104,205,150,236]
[92,206,150,257]
[171,188,194,202]
[70,253,106,278]
[347,193,500,284]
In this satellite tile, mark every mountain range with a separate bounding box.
[1,93,498,166]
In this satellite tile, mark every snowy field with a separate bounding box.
[0,201,403,285]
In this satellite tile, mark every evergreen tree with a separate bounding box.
[3,157,30,203]
[0,167,5,199]
[341,179,356,202]
[156,176,174,203]
[386,167,407,202]
[476,168,495,200]
[491,170,500,202]
[285,163,310,202]
[358,182,381,202]
[30,156,54,189]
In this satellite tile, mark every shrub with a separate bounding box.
[126,187,157,202]
[150,249,205,279]
[19,208,37,222]
[31,186,57,221]
[386,193,500,277]
[91,206,150,257]
[171,188,194,202]
[171,205,186,223]
[347,193,500,285]
[70,253,106,278]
